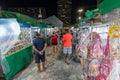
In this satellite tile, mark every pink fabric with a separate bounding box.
[104,36,110,57]
[88,32,103,58]
[99,57,112,80]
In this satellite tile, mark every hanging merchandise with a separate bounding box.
[106,59,120,80]
[108,21,120,38]
[87,32,104,59]
[99,21,120,80]
[75,26,92,80]
[75,22,120,79]
[88,59,100,77]
[80,24,110,80]
[108,22,120,57]
[76,28,90,59]
[99,36,112,80]
[99,58,112,80]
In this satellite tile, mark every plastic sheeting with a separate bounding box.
[0,19,21,55]
[0,19,21,74]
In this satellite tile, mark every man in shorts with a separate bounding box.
[62,29,72,64]
[50,31,58,53]
[33,32,47,72]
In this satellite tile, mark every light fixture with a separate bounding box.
[78,9,83,13]
[78,16,81,20]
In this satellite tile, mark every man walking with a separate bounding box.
[33,32,47,72]
[62,29,72,64]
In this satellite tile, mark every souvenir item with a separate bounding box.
[4,27,32,56]
[88,32,103,59]
[88,59,100,77]
[107,60,120,80]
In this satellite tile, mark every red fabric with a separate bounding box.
[50,34,58,44]
[62,33,72,47]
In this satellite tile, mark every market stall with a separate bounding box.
[32,23,54,46]
[0,19,33,80]
[75,21,120,80]
[74,0,120,79]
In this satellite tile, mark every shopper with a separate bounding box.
[33,32,47,72]
[33,32,43,55]
[62,29,72,64]
[50,31,59,53]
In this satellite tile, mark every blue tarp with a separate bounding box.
[18,22,31,28]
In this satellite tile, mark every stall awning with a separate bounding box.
[18,22,31,28]
[42,15,63,27]
[98,0,120,14]
[85,0,120,18]
[0,10,51,28]
[0,10,41,26]
[85,9,100,18]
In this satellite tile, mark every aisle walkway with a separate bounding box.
[13,45,83,80]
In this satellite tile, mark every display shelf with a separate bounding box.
[4,45,33,80]
[4,26,32,56]
[0,20,33,80]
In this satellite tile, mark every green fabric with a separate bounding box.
[35,23,49,28]
[0,10,51,28]
[40,28,46,37]
[0,10,40,26]
[85,9,100,18]
[98,0,120,14]
[4,45,33,80]
[85,10,94,18]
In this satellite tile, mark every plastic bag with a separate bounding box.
[0,19,21,55]
[106,60,120,80]
[108,22,120,38]
[88,59,100,77]
[99,59,112,80]
[76,31,90,59]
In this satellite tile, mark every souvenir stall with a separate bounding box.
[75,0,120,79]
[31,27,41,40]
[75,21,120,80]
[0,19,32,80]
[83,24,110,80]
[75,26,91,63]
[40,24,54,46]
[31,23,54,46]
